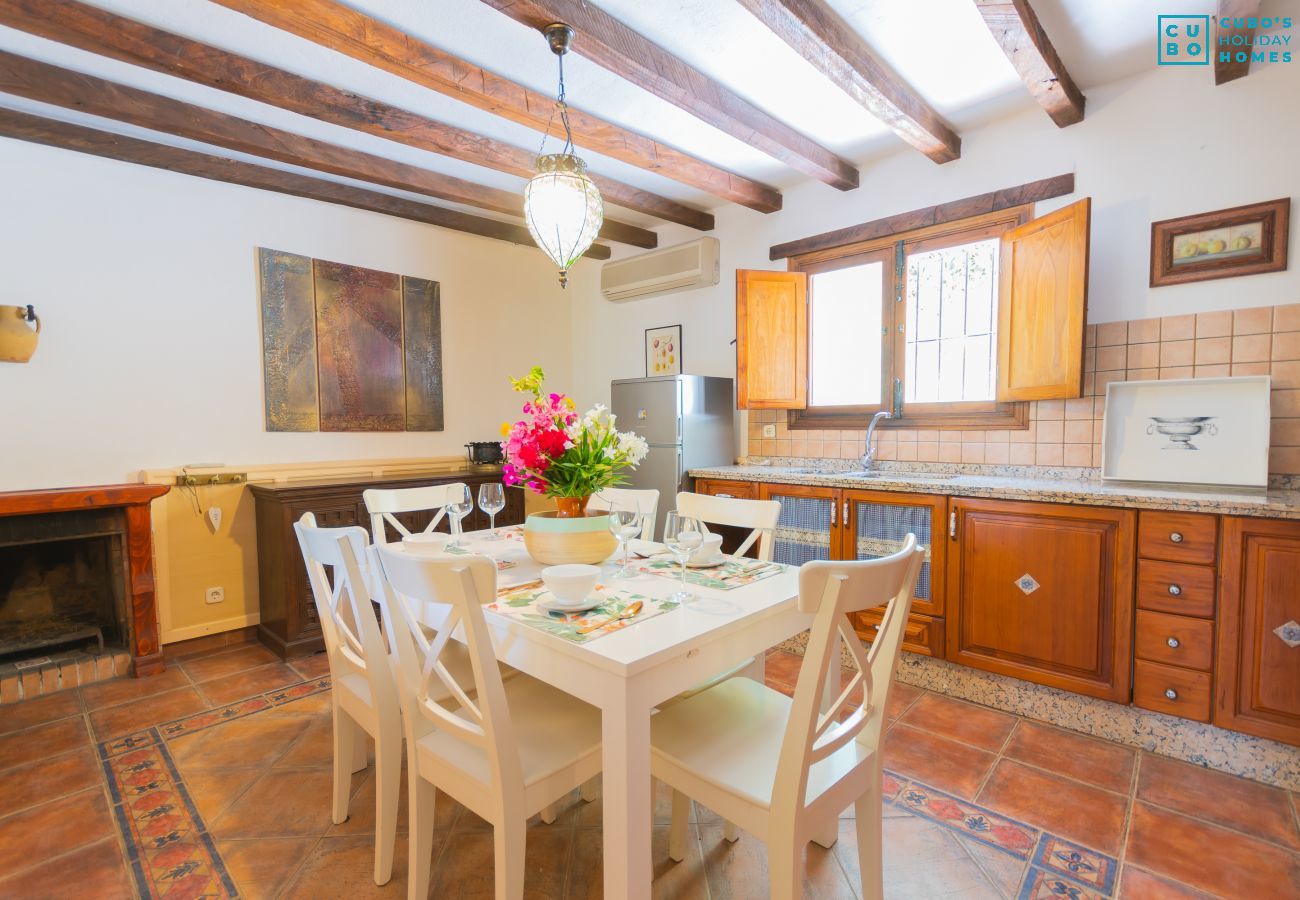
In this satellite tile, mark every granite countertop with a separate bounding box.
[688,462,1300,520]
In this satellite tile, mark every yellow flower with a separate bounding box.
[564,397,575,410]
[500,421,511,436]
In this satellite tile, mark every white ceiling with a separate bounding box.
[0,0,1231,227]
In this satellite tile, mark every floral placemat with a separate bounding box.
[487,582,677,643]
[441,543,517,571]
[636,557,785,591]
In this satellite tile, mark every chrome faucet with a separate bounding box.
[862,410,892,471]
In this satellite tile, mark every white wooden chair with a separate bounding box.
[363,483,470,545]
[651,535,924,900]
[587,487,660,540]
[293,513,403,885]
[676,491,780,561]
[370,546,604,900]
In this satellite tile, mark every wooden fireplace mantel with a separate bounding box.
[0,483,171,676]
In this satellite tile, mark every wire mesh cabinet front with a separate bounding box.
[843,490,947,617]
[759,484,838,567]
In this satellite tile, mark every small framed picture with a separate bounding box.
[645,325,682,376]
[1150,197,1289,287]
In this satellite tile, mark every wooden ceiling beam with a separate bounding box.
[208,0,782,214]
[480,0,860,191]
[974,0,1085,127]
[1215,0,1261,85]
[0,50,655,249]
[0,107,610,258]
[0,0,710,232]
[735,0,960,163]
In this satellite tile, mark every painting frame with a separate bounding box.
[1149,198,1289,287]
[1100,375,1271,488]
[645,324,682,377]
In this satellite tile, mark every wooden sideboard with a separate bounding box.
[249,469,525,658]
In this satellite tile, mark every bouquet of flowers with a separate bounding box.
[500,367,649,505]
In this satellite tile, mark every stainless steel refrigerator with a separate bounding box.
[611,375,736,538]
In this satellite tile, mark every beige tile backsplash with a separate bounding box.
[748,302,1300,475]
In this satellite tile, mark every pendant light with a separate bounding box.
[524,23,603,289]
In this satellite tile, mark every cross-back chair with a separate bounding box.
[586,487,661,540]
[650,535,924,900]
[370,546,603,900]
[363,483,470,546]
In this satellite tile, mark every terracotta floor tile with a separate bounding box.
[696,819,858,899]
[183,768,265,823]
[0,747,102,814]
[882,723,997,800]
[763,649,804,689]
[0,689,83,736]
[282,835,410,899]
[332,766,411,836]
[885,682,924,720]
[977,759,1127,855]
[1119,866,1217,898]
[1137,753,1300,850]
[833,811,1002,898]
[0,717,92,770]
[217,836,318,899]
[1126,801,1300,897]
[430,825,574,899]
[288,652,332,680]
[210,768,338,839]
[197,662,302,707]
[0,788,117,876]
[79,666,191,711]
[0,836,134,899]
[272,716,335,769]
[169,714,313,772]
[956,834,1028,897]
[897,692,1017,752]
[88,685,208,739]
[1003,720,1136,794]
[181,644,281,683]
[261,691,333,718]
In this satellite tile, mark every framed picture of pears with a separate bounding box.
[1150,198,1289,287]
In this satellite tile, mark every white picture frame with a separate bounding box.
[1101,375,1271,488]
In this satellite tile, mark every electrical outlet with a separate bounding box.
[762,424,776,438]
[205,586,224,605]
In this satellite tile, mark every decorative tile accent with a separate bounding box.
[890,773,1040,860]
[1034,835,1119,894]
[1019,867,1109,900]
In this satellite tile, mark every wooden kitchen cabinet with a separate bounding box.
[1215,516,1300,745]
[946,497,1135,701]
[693,478,759,500]
[758,483,837,566]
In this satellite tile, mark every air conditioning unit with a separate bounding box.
[600,237,720,302]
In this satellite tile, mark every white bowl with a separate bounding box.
[402,533,450,557]
[541,563,601,606]
[689,533,724,564]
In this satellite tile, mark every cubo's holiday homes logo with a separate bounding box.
[1158,12,1294,67]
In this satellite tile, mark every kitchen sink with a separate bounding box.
[840,471,958,481]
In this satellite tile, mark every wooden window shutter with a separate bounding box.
[996,198,1091,401]
[736,269,808,409]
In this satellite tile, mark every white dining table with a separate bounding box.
[410,527,810,900]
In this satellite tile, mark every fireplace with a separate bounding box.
[0,485,170,691]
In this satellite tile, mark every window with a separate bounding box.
[791,208,1031,430]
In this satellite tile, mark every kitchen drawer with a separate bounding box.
[1133,659,1212,722]
[1136,559,1216,618]
[1135,610,1214,671]
[694,478,758,500]
[1138,511,1218,566]
[855,610,944,659]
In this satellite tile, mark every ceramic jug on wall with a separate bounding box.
[0,305,39,363]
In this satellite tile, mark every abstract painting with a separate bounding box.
[257,248,443,432]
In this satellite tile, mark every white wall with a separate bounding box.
[570,61,1300,413]
[0,138,586,491]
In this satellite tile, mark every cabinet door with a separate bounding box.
[843,489,946,616]
[694,479,759,500]
[1215,517,1300,745]
[736,270,808,409]
[947,498,1135,701]
[758,483,837,566]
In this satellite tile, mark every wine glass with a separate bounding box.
[478,483,506,540]
[446,484,474,548]
[663,511,703,603]
[606,499,642,579]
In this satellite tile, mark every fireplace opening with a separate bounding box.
[0,530,128,665]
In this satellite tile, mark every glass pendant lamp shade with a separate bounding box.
[524,152,603,288]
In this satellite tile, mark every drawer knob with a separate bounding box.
[1169,531,1184,543]
[1168,584,1183,596]
[1164,688,1178,700]
[1166,636,1181,649]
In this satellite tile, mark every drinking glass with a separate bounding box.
[446,484,474,548]
[663,511,703,603]
[606,500,642,579]
[478,483,506,540]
